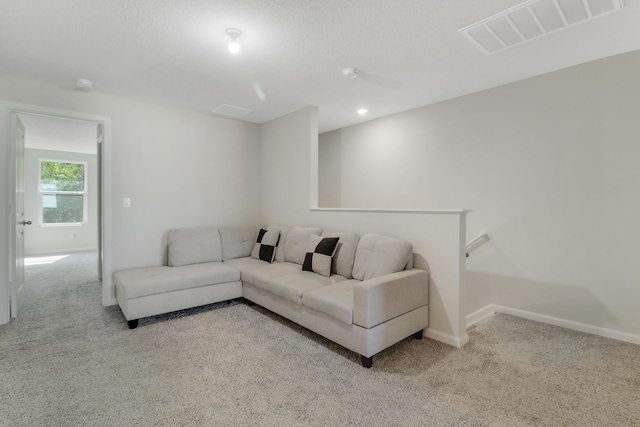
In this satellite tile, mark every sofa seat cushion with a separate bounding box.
[114,262,240,300]
[265,272,348,306]
[240,262,302,289]
[302,280,359,325]
[223,256,269,272]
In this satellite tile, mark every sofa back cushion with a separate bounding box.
[267,224,290,262]
[219,226,259,261]
[284,226,322,265]
[321,231,360,279]
[352,234,413,281]
[169,226,222,267]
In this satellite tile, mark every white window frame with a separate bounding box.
[38,159,88,226]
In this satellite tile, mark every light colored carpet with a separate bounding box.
[1,252,639,426]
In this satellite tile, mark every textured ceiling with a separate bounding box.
[1,0,639,133]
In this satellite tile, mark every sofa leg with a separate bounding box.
[127,319,139,329]
[360,355,373,368]
[412,329,424,340]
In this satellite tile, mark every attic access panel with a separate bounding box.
[460,0,624,54]
[211,104,253,118]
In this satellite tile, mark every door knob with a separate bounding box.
[20,220,32,226]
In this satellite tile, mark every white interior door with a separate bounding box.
[10,113,28,318]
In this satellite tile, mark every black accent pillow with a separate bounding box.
[302,235,339,277]
[250,228,280,263]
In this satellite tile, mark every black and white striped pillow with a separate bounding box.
[302,235,339,277]
[250,229,280,263]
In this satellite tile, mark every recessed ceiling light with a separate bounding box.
[357,109,368,115]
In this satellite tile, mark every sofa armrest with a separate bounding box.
[353,269,428,329]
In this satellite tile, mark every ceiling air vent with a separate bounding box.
[460,0,624,54]
[211,104,253,118]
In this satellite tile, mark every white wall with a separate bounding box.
[260,107,318,226]
[261,106,470,346]
[24,148,99,255]
[0,72,262,319]
[318,131,342,207]
[319,50,640,341]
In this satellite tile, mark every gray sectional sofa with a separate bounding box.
[113,224,429,368]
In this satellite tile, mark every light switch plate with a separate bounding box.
[123,197,131,208]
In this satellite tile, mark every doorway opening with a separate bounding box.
[7,106,112,321]
[19,113,100,310]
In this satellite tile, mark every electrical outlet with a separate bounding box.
[123,197,131,208]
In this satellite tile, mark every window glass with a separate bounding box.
[43,195,84,223]
[39,160,87,225]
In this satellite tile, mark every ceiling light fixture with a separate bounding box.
[225,28,242,54]
[357,109,368,115]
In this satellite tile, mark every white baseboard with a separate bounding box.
[466,304,640,346]
[25,247,98,256]
[425,328,469,348]
[466,305,497,329]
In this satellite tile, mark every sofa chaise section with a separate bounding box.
[114,263,241,329]
[114,226,243,329]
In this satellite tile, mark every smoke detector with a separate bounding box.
[342,68,359,79]
[75,78,93,90]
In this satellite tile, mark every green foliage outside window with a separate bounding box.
[40,161,86,224]
[41,161,85,192]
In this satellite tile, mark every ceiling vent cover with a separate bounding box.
[460,0,624,54]
[211,104,253,118]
